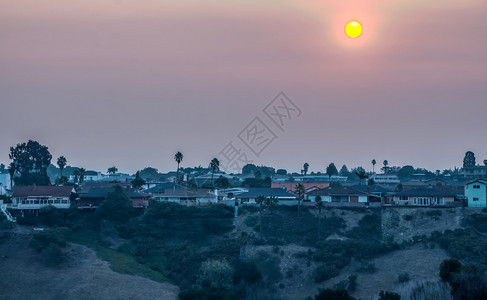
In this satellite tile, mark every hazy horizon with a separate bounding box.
[1,0,486,175]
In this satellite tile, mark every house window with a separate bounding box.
[473,185,480,189]
[399,196,408,201]
[473,197,479,201]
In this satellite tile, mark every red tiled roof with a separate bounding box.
[12,185,74,198]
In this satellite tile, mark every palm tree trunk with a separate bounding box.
[176,163,180,183]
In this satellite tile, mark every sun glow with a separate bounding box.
[345,21,362,38]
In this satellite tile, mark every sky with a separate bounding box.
[1,0,486,174]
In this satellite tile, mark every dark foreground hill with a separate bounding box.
[0,227,179,300]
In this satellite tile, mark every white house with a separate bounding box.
[11,185,76,210]
[0,172,12,190]
[152,189,218,204]
[370,174,400,184]
[465,179,487,208]
[234,188,298,206]
[306,186,368,203]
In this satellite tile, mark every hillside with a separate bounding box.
[0,227,179,300]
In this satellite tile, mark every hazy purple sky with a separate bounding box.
[1,0,486,174]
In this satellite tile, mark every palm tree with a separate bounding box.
[210,158,220,185]
[57,156,67,177]
[78,168,86,184]
[354,169,368,185]
[266,196,279,215]
[315,195,324,238]
[108,166,118,175]
[7,162,16,189]
[294,183,306,217]
[72,169,80,184]
[372,159,376,173]
[303,163,309,175]
[255,195,266,238]
[174,151,183,183]
[382,160,389,174]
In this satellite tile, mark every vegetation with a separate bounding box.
[174,151,183,183]
[9,140,52,185]
[314,288,356,300]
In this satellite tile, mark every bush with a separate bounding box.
[40,243,63,267]
[315,288,356,300]
[397,272,410,283]
[378,290,400,300]
[38,205,64,226]
[234,261,262,284]
[313,265,340,283]
[403,214,413,221]
[29,227,70,252]
[244,216,258,228]
[439,258,462,282]
[425,210,442,217]
[0,220,15,229]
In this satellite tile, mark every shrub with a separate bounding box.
[439,258,462,282]
[403,214,413,221]
[425,210,442,217]
[234,261,262,285]
[313,265,340,283]
[244,215,258,228]
[40,243,63,267]
[315,288,356,300]
[29,227,70,252]
[397,272,410,283]
[378,290,400,300]
[0,220,15,229]
[38,205,64,226]
[196,259,234,290]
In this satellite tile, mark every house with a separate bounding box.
[271,182,330,193]
[0,172,12,190]
[464,166,487,179]
[390,188,456,206]
[151,188,218,204]
[349,184,390,201]
[234,188,298,206]
[370,174,400,185]
[144,182,184,195]
[306,186,369,203]
[294,175,348,183]
[78,185,150,208]
[465,179,487,208]
[10,185,76,210]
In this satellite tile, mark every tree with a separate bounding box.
[215,176,230,189]
[9,140,52,186]
[326,163,338,181]
[315,195,324,238]
[339,165,350,177]
[139,167,158,179]
[196,259,234,290]
[484,159,487,167]
[382,160,389,174]
[354,168,368,185]
[132,171,146,189]
[255,195,266,238]
[463,151,476,168]
[265,196,279,215]
[210,158,220,185]
[72,169,80,184]
[294,183,305,217]
[397,165,415,180]
[107,166,118,175]
[276,169,287,175]
[97,185,134,223]
[57,156,67,177]
[303,163,309,175]
[8,162,16,189]
[174,151,184,183]
[372,159,376,173]
[78,168,86,184]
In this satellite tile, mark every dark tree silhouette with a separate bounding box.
[174,151,183,183]
[326,163,338,181]
[9,140,52,186]
[210,158,220,185]
[57,156,67,177]
[303,162,309,175]
[372,159,376,173]
[463,151,476,168]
